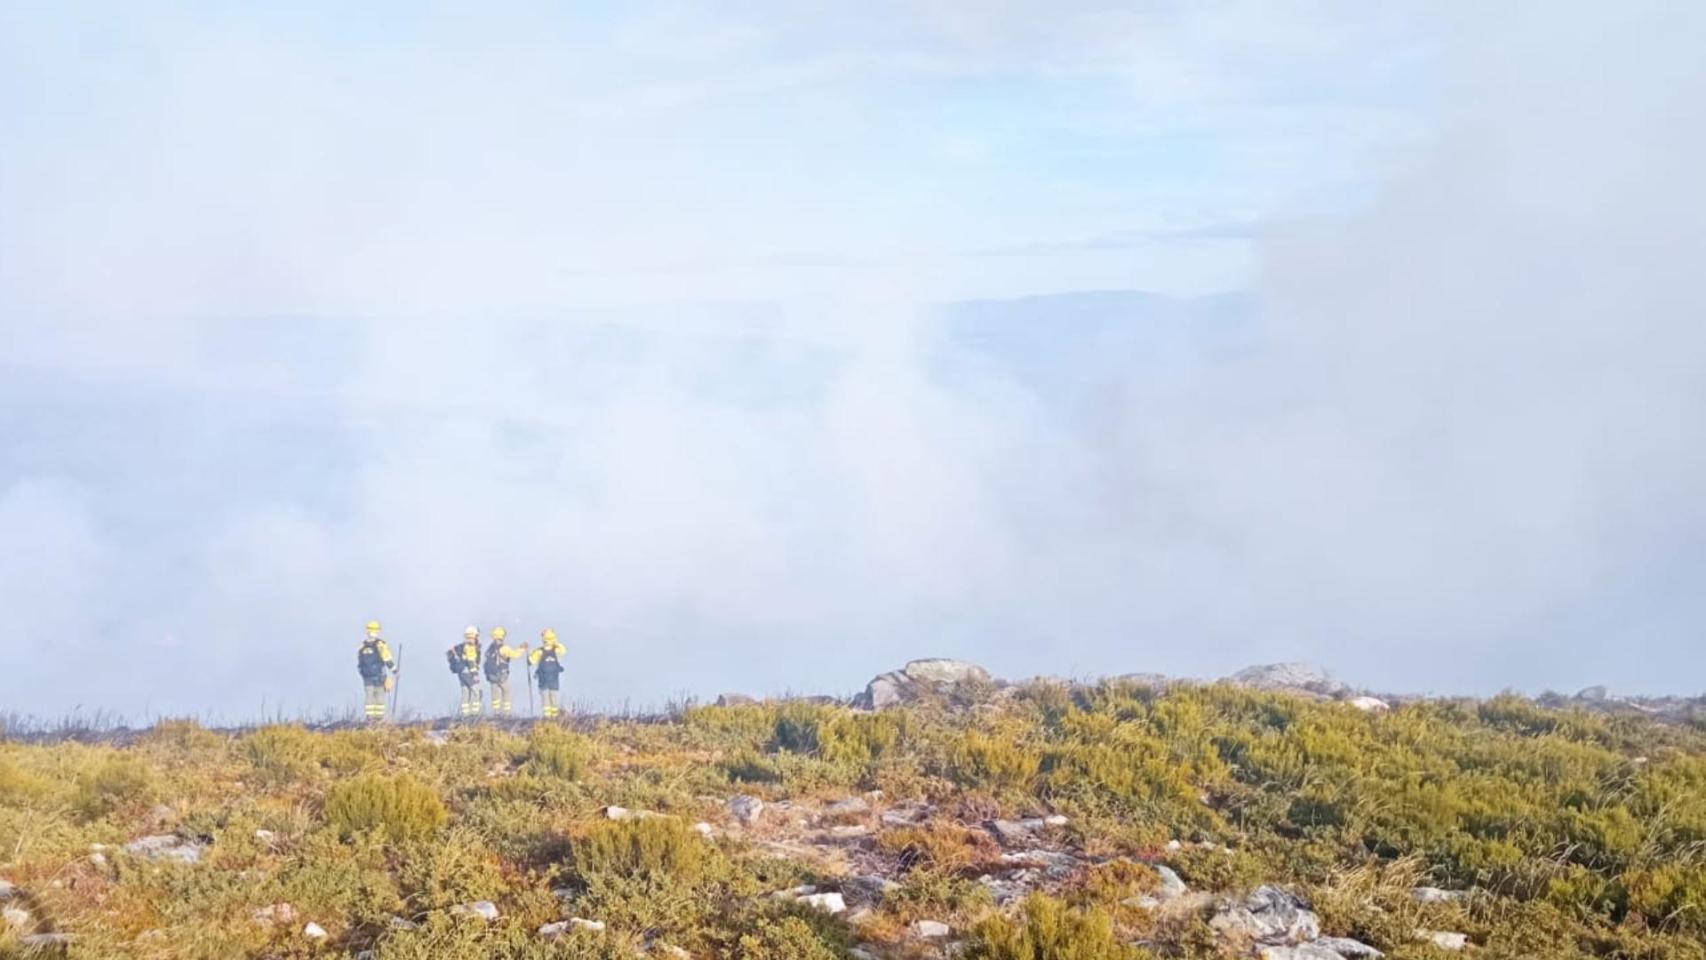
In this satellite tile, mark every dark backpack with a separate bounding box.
[535,647,563,681]
[357,641,386,681]
[446,645,464,674]
[483,642,509,682]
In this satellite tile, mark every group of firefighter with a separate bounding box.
[354,620,568,722]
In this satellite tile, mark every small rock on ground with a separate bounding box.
[124,834,206,864]
[303,922,327,939]
[911,919,952,938]
[451,900,500,921]
[1314,937,1384,957]
[570,917,607,932]
[1416,930,1469,951]
[729,794,764,825]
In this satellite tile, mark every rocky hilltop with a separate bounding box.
[831,658,1394,714]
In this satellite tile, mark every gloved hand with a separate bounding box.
[384,676,396,692]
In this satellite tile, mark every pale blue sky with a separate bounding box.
[3,2,1703,720]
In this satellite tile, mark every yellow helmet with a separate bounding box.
[366,620,381,633]
[464,626,478,639]
[492,626,507,640]
[541,628,557,642]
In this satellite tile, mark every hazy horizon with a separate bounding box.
[4,1,1704,719]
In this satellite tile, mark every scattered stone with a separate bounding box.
[1210,886,1321,945]
[252,902,298,926]
[0,880,14,900]
[1166,839,1184,851]
[692,822,715,838]
[1000,849,1081,877]
[303,922,327,939]
[850,949,880,960]
[981,872,1036,905]
[1314,937,1384,957]
[124,834,206,864]
[423,730,451,746]
[1348,696,1390,713]
[552,887,575,900]
[602,805,633,821]
[824,796,871,818]
[539,921,570,940]
[1257,947,1344,960]
[911,919,952,938]
[254,829,277,843]
[1411,887,1467,904]
[570,917,606,932]
[388,916,419,931]
[729,794,764,826]
[855,659,994,709]
[988,819,1038,846]
[19,932,73,949]
[797,892,847,914]
[1154,864,1188,900]
[4,906,31,929]
[451,900,500,921]
[1416,930,1469,951]
[1042,814,1068,827]
[1227,663,1348,699]
[842,874,900,906]
[1259,946,1354,960]
[881,802,932,827]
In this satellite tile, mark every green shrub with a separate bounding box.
[397,826,508,910]
[572,816,709,882]
[524,726,591,780]
[324,772,447,843]
[950,730,1042,792]
[0,754,50,804]
[243,723,322,784]
[883,868,996,922]
[145,717,224,753]
[73,754,155,819]
[966,895,1141,960]
[732,913,843,960]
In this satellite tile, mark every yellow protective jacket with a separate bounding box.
[454,641,481,669]
[528,639,565,666]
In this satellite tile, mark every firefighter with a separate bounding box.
[448,626,483,716]
[529,627,567,718]
[482,626,529,716]
[357,620,397,721]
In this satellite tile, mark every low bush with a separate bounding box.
[965,895,1142,960]
[73,754,155,820]
[523,725,591,780]
[876,822,1000,873]
[572,816,709,882]
[324,772,448,843]
[950,730,1042,793]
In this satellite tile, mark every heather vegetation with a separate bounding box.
[2,681,1705,958]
